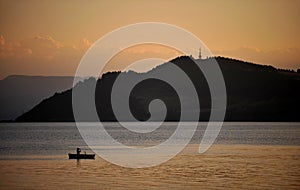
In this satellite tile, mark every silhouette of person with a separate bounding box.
[77,147,81,155]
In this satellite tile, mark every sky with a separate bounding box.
[0,0,299,79]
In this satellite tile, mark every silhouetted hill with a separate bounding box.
[16,57,300,122]
[0,75,81,120]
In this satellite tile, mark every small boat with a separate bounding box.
[68,153,95,159]
[68,147,95,160]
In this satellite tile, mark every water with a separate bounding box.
[0,122,299,189]
[0,122,299,157]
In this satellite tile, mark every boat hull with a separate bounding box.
[68,153,95,159]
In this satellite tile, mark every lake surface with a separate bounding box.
[0,122,299,189]
[0,122,299,157]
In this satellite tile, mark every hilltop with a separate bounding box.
[16,56,300,122]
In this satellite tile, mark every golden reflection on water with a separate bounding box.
[0,145,299,190]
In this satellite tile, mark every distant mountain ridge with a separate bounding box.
[16,56,300,122]
[0,75,82,120]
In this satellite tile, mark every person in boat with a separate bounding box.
[76,147,81,155]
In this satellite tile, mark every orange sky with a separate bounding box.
[0,0,299,79]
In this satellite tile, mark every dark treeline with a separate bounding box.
[16,56,300,122]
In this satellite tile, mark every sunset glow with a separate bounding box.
[0,0,299,79]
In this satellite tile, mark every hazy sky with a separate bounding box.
[0,0,299,79]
